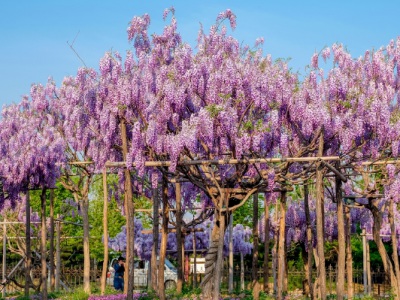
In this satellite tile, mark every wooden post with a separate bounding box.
[121,119,135,299]
[362,229,368,295]
[366,238,371,294]
[151,187,159,292]
[345,206,354,299]
[304,185,313,299]
[40,188,48,300]
[315,132,327,300]
[252,193,260,300]
[277,191,286,300]
[25,191,31,297]
[158,179,169,300]
[2,219,6,298]
[228,213,234,294]
[193,216,197,289]
[55,214,61,291]
[336,175,345,300]
[263,194,270,294]
[100,168,109,295]
[49,190,55,292]
[240,252,244,290]
[175,182,183,293]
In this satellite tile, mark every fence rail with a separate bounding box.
[0,262,392,297]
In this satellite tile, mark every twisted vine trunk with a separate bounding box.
[368,199,399,299]
[201,201,226,300]
[389,198,400,296]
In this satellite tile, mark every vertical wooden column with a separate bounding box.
[336,175,345,300]
[151,187,159,291]
[366,239,371,294]
[121,119,135,298]
[228,213,233,294]
[193,216,197,288]
[345,205,354,299]
[49,190,55,292]
[252,193,260,300]
[25,191,31,297]
[362,229,368,295]
[175,181,183,293]
[2,219,6,298]
[40,188,48,300]
[277,191,286,300]
[55,214,61,292]
[315,132,326,300]
[304,185,313,299]
[100,168,109,295]
[158,179,169,300]
[263,194,270,294]
[240,252,244,290]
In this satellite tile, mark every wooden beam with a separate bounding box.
[69,156,341,167]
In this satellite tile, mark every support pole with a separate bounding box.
[240,252,244,291]
[263,194,270,294]
[151,187,159,292]
[362,229,368,295]
[193,217,197,289]
[315,132,327,300]
[175,182,183,293]
[228,213,233,294]
[49,190,55,292]
[100,168,109,295]
[366,238,371,294]
[252,193,260,300]
[25,191,31,297]
[55,214,61,292]
[2,219,6,298]
[40,188,48,300]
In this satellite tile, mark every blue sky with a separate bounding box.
[0,1,398,107]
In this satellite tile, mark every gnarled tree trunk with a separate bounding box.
[201,198,226,300]
[388,198,400,296]
[367,198,399,299]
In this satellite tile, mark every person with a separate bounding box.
[113,256,125,291]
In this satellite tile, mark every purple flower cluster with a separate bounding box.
[88,292,149,300]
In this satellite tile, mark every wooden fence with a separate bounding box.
[0,263,392,297]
